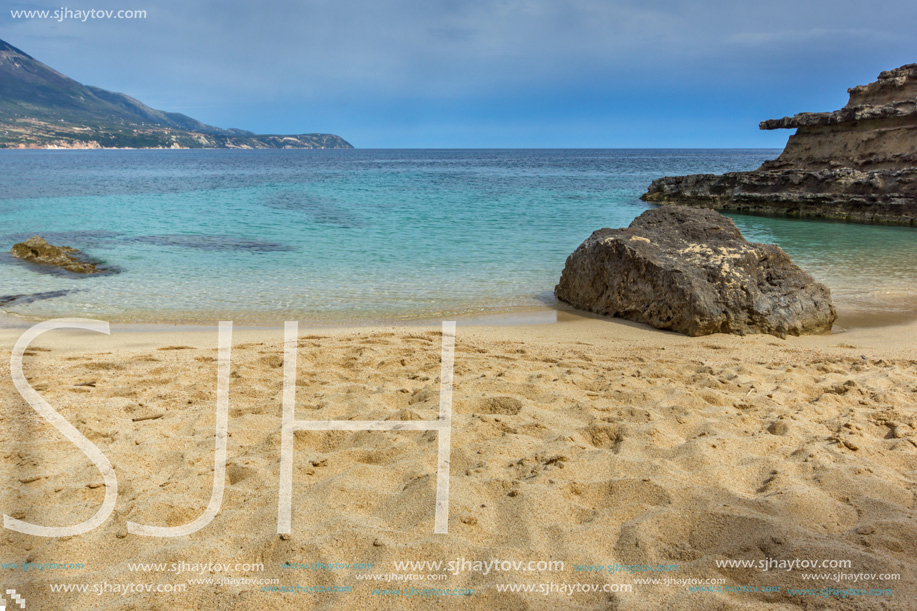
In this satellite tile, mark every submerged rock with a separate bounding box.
[642,65,917,225]
[0,289,79,306]
[10,236,109,274]
[554,207,837,337]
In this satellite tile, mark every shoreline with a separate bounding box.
[3,305,916,360]
[2,298,915,335]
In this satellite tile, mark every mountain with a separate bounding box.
[0,38,352,149]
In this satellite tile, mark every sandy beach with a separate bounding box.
[1,312,914,610]
[4,6,917,609]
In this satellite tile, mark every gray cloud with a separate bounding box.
[3,0,915,144]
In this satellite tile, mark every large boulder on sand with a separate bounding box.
[554,207,837,337]
[10,236,108,274]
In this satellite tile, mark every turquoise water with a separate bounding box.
[0,149,914,324]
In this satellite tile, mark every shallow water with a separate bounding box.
[0,149,914,325]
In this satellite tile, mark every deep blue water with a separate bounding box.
[0,149,914,324]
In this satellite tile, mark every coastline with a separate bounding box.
[3,149,912,334]
[3,304,916,357]
[3,290,916,335]
[4,17,916,610]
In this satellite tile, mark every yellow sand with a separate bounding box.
[1,314,915,610]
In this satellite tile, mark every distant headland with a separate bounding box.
[0,38,352,150]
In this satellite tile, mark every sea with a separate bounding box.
[0,149,915,326]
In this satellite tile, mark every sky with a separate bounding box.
[3,0,916,148]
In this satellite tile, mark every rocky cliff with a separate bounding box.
[641,65,917,225]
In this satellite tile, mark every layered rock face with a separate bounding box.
[642,65,917,225]
[554,207,837,337]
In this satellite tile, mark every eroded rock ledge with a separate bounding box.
[642,65,917,225]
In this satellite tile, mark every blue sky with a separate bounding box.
[3,0,915,147]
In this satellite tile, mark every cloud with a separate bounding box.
[3,0,916,145]
[726,28,905,47]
